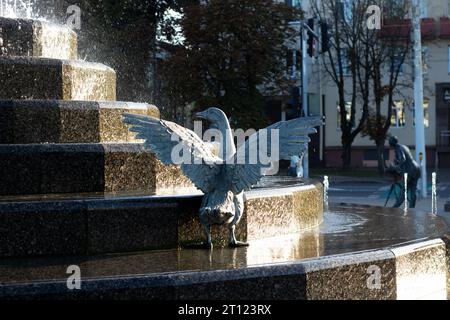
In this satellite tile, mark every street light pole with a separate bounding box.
[289,20,319,179]
[301,25,310,178]
[412,0,427,198]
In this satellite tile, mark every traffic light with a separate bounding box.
[320,22,330,53]
[307,18,315,57]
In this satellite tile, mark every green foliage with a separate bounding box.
[161,0,301,130]
[362,112,389,142]
[75,0,178,27]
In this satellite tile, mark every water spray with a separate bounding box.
[404,173,408,214]
[323,175,329,212]
[431,172,437,215]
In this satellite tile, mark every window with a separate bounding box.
[413,98,430,128]
[339,49,351,76]
[286,49,300,79]
[420,0,428,18]
[390,54,404,74]
[286,0,302,8]
[422,46,429,74]
[384,0,409,19]
[391,100,406,127]
[337,0,353,22]
[337,101,353,127]
[448,46,450,73]
[364,149,390,161]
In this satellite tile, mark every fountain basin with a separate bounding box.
[0,204,448,300]
[0,178,323,257]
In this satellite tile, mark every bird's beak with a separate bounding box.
[195,111,208,120]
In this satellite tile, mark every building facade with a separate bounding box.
[274,0,450,169]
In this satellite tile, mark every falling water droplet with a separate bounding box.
[404,173,408,214]
[432,172,437,215]
[323,175,329,212]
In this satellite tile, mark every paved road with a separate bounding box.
[325,175,450,226]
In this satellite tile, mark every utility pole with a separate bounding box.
[301,25,310,178]
[289,19,320,179]
[412,0,427,198]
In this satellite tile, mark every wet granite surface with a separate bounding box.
[0,17,77,60]
[0,143,192,196]
[0,251,392,300]
[61,61,116,101]
[0,100,159,143]
[175,182,323,247]
[0,179,320,256]
[304,250,396,300]
[392,239,447,300]
[443,235,450,297]
[0,57,116,101]
[0,204,447,282]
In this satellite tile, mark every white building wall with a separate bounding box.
[303,0,450,151]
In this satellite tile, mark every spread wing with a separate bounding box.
[227,116,324,194]
[123,113,223,193]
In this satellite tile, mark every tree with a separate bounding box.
[360,0,412,175]
[64,0,179,102]
[311,0,370,169]
[312,0,412,171]
[160,0,301,130]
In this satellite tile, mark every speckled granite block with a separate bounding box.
[0,206,447,298]
[87,200,180,254]
[304,250,396,300]
[0,182,322,257]
[0,195,195,258]
[0,201,87,257]
[391,239,447,300]
[0,17,77,59]
[0,57,116,101]
[173,270,308,300]
[442,236,450,298]
[0,100,61,143]
[99,102,159,142]
[0,144,103,196]
[61,61,116,101]
[0,249,397,300]
[171,250,396,300]
[246,183,323,240]
[178,204,247,247]
[179,183,324,246]
[0,143,192,196]
[0,100,159,144]
[153,159,195,190]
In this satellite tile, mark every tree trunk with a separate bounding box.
[376,139,386,176]
[341,136,352,169]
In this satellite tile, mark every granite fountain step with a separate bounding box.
[0,56,116,101]
[0,179,323,258]
[0,100,159,144]
[0,206,448,300]
[0,17,77,60]
[0,143,193,196]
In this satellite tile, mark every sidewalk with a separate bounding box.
[330,193,450,227]
[326,171,450,227]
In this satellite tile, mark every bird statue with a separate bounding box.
[123,107,323,249]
